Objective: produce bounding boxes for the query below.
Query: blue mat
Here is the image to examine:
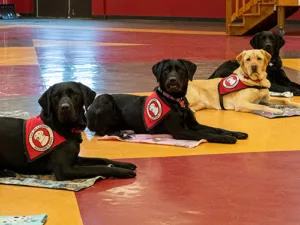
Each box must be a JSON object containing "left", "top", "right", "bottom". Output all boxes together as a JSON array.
[
  {"left": 252, "top": 105, "right": 300, "bottom": 118},
  {"left": 0, "top": 174, "right": 104, "bottom": 191},
  {"left": 0, "top": 214, "right": 47, "bottom": 225}
]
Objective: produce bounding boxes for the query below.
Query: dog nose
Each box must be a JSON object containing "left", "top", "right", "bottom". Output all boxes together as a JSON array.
[
  {"left": 61, "top": 103, "right": 70, "bottom": 111},
  {"left": 169, "top": 77, "right": 177, "bottom": 83},
  {"left": 265, "top": 43, "right": 272, "bottom": 49},
  {"left": 251, "top": 65, "right": 258, "bottom": 71}
]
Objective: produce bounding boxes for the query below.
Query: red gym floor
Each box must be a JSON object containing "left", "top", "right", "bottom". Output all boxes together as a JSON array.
[{"left": 0, "top": 19, "right": 300, "bottom": 225}]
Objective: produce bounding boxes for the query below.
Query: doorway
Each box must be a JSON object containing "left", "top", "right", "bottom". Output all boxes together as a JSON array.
[
  {"left": 36, "top": 0, "right": 91, "bottom": 18},
  {"left": 70, "top": 0, "right": 91, "bottom": 18},
  {"left": 37, "top": 0, "right": 68, "bottom": 18}
]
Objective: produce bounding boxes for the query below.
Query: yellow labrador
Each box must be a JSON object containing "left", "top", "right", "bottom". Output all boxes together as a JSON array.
[{"left": 186, "top": 49, "right": 300, "bottom": 114}]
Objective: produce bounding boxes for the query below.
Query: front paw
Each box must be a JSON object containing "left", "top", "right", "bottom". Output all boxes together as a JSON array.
[
  {"left": 273, "top": 109, "right": 283, "bottom": 114},
  {"left": 208, "top": 135, "right": 237, "bottom": 144},
  {"left": 115, "top": 162, "right": 137, "bottom": 170},
  {"left": 0, "top": 170, "right": 17, "bottom": 177},
  {"left": 221, "top": 136, "right": 237, "bottom": 144},
  {"left": 293, "top": 89, "right": 300, "bottom": 96},
  {"left": 232, "top": 132, "right": 248, "bottom": 140},
  {"left": 114, "top": 168, "right": 136, "bottom": 179}
]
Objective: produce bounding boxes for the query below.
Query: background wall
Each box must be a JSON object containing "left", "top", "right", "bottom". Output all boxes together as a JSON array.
[
  {"left": 102, "top": 0, "right": 226, "bottom": 18},
  {"left": 92, "top": 0, "right": 300, "bottom": 20},
  {"left": 1, "top": 0, "right": 299, "bottom": 20},
  {"left": 1, "top": 0, "right": 33, "bottom": 14},
  {"left": 92, "top": 0, "right": 105, "bottom": 15}
]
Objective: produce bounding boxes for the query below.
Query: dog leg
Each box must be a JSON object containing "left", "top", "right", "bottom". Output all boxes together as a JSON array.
[
  {"left": 53, "top": 165, "right": 136, "bottom": 181},
  {"left": 165, "top": 112, "right": 238, "bottom": 144},
  {"left": 268, "top": 96, "right": 300, "bottom": 108},
  {"left": 172, "top": 129, "right": 238, "bottom": 144},
  {"left": 76, "top": 157, "right": 137, "bottom": 170},
  {"left": 237, "top": 102, "right": 283, "bottom": 114},
  {"left": 0, "top": 169, "right": 17, "bottom": 177},
  {"left": 50, "top": 143, "right": 136, "bottom": 181},
  {"left": 290, "top": 81, "right": 300, "bottom": 90},
  {"left": 185, "top": 109, "right": 248, "bottom": 140}
]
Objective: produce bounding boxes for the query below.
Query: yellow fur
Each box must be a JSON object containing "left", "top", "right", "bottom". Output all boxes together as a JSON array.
[{"left": 186, "top": 50, "right": 300, "bottom": 114}]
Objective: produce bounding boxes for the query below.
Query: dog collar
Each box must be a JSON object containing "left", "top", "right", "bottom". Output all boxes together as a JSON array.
[
  {"left": 72, "top": 128, "right": 81, "bottom": 133},
  {"left": 157, "top": 87, "right": 186, "bottom": 108},
  {"left": 243, "top": 75, "right": 262, "bottom": 83}
]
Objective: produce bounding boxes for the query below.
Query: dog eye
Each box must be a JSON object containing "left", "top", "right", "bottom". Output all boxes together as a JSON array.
[
  {"left": 164, "top": 69, "right": 170, "bottom": 74},
  {"left": 177, "top": 68, "right": 183, "bottom": 73},
  {"left": 53, "top": 93, "right": 61, "bottom": 99},
  {"left": 257, "top": 57, "right": 262, "bottom": 60},
  {"left": 246, "top": 58, "right": 251, "bottom": 61}
]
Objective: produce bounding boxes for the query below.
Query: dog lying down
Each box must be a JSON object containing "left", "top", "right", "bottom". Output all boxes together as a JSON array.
[
  {"left": 86, "top": 59, "right": 248, "bottom": 145},
  {"left": 186, "top": 50, "right": 300, "bottom": 114},
  {"left": 209, "top": 31, "right": 300, "bottom": 96},
  {"left": 0, "top": 82, "right": 136, "bottom": 180}
]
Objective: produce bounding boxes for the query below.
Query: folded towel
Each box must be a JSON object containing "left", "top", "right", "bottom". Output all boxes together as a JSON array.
[{"left": 98, "top": 130, "right": 207, "bottom": 148}]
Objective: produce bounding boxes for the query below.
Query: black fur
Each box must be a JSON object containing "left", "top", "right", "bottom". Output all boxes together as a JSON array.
[
  {"left": 208, "top": 31, "right": 300, "bottom": 96},
  {"left": 86, "top": 59, "right": 248, "bottom": 144},
  {"left": 0, "top": 81, "right": 137, "bottom": 180}
]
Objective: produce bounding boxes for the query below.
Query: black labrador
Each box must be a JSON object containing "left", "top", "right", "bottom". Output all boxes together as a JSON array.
[
  {"left": 208, "top": 31, "right": 300, "bottom": 96},
  {"left": 0, "top": 81, "right": 136, "bottom": 180},
  {"left": 86, "top": 59, "right": 248, "bottom": 144}
]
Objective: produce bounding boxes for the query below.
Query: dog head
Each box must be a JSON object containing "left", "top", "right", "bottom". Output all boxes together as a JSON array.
[
  {"left": 86, "top": 94, "right": 121, "bottom": 136},
  {"left": 236, "top": 49, "right": 271, "bottom": 81},
  {"left": 38, "top": 81, "right": 96, "bottom": 130},
  {"left": 250, "top": 31, "right": 285, "bottom": 57},
  {"left": 152, "top": 59, "right": 197, "bottom": 98}
]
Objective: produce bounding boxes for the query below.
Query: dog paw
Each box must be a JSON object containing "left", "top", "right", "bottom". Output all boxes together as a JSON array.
[
  {"left": 292, "top": 90, "right": 300, "bottom": 96},
  {"left": 208, "top": 135, "right": 237, "bottom": 144},
  {"left": 0, "top": 170, "right": 17, "bottom": 177},
  {"left": 222, "top": 136, "right": 237, "bottom": 144},
  {"left": 232, "top": 132, "right": 248, "bottom": 140},
  {"left": 115, "top": 168, "right": 136, "bottom": 179},
  {"left": 273, "top": 109, "right": 283, "bottom": 114},
  {"left": 116, "top": 162, "right": 137, "bottom": 170}
]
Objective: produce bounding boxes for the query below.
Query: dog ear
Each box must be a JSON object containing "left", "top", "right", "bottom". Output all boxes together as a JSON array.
[
  {"left": 250, "top": 32, "right": 260, "bottom": 48},
  {"left": 179, "top": 59, "right": 197, "bottom": 81},
  {"left": 236, "top": 50, "right": 246, "bottom": 65},
  {"left": 38, "top": 86, "right": 53, "bottom": 116},
  {"left": 152, "top": 59, "right": 168, "bottom": 82},
  {"left": 274, "top": 33, "right": 285, "bottom": 51},
  {"left": 78, "top": 82, "right": 96, "bottom": 110},
  {"left": 260, "top": 49, "right": 272, "bottom": 64}
]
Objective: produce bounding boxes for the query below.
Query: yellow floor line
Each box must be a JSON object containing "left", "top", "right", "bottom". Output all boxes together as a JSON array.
[
  {"left": 3, "top": 24, "right": 226, "bottom": 35},
  {"left": 32, "top": 39, "right": 146, "bottom": 47}
]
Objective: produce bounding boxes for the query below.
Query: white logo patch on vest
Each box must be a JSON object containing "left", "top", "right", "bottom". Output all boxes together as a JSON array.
[
  {"left": 29, "top": 124, "right": 54, "bottom": 152},
  {"left": 146, "top": 98, "right": 162, "bottom": 120},
  {"left": 223, "top": 74, "right": 239, "bottom": 89}
]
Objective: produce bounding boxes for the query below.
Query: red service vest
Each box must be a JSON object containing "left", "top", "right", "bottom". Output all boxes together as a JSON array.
[
  {"left": 24, "top": 116, "right": 67, "bottom": 162},
  {"left": 143, "top": 92, "right": 171, "bottom": 131},
  {"left": 218, "top": 74, "right": 267, "bottom": 109},
  {"left": 218, "top": 74, "right": 248, "bottom": 95}
]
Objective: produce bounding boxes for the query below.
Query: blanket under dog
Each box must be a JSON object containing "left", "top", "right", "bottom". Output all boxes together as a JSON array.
[
  {"left": 0, "top": 214, "right": 47, "bottom": 225},
  {"left": 252, "top": 104, "right": 300, "bottom": 118},
  {"left": 97, "top": 130, "right": 207, "bottom": 148},
  {"left": 0, "top": 174, "right": 104, "bottom": 191}
]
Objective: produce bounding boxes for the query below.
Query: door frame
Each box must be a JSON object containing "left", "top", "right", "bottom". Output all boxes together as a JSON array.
[
  {"left": 70, "top": 0, "right": 92, "bottom": 18},
  {"left": 34, "top": 0, "right": 92, "bottom": 18}
]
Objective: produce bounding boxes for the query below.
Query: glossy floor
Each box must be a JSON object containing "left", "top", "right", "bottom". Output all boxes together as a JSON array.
[{"left": 0, "top": 19, "right": 300, "bottom": 225}]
